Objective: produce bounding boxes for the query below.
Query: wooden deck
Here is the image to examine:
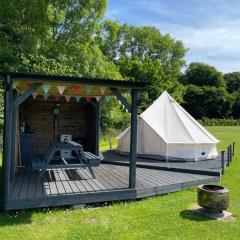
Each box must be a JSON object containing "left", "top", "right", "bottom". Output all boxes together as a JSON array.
[
  {"left": 101, "top": 150, "right": 226, "bottom": 173},
  {"left": 6, "top": 163, "right": 220, "bottom": 210}
]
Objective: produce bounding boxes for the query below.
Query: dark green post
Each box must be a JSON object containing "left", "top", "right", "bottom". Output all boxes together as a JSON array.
[
  {"left": 227, "top": 146, "right": 230, "bottom": 166},
  {"left": 230, "top": 145, "right": 232, "bottom": 163},
  {"left": 232, "top": 142, "right": 235, "bottom": 157},
  {"left": 95, "top": 101, "right": 100, "bottom": 156},
  {"left": 129, "top": 89, "right": 138, "bottom": 189},
  {"left": 2, "top": 75, "right": 12, "bottom": 210},
  {"left": 221, "top": 151, "right": 225, "bottom": 175},
  {"left": 10, "top": 91, "right": 17, "bottom": 177}
]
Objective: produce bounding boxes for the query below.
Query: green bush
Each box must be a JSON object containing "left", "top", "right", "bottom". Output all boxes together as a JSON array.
[{"left": 198, "top": 118, "right": 240, "bottom": 126}]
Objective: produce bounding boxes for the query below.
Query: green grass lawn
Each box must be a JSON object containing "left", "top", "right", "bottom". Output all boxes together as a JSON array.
[{"left": 0, "top": 126, "right": 239, "bottom": 240}]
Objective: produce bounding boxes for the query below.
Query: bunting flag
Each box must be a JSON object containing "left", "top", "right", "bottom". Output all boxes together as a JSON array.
[
  {"left": 43, "top": 94, "right": 48, "bottom": 101},
  {"left": 42, "top": 84, "right": 51, "bottom": 95},
  {"left": 127, "top": 89, "right": 132, "bottom": 95},
  {"left": 27, "top": 83, "right": 33, "bottom": 89},
  {"left": 16, "top": 88, "right": 22, "bottom": 95},
  {"left": 85, "top": 97, "right": 92, "bottom": 103},
  {"left": 71, "top": 85, "right": 80, "bottom": 94},
  {"left": 85, "top": 86, "right": 92, "bottom": 94},
  {"left": 95, "top": 96, "right": 101, "bottom": 102},
  {"left": 57, "top": 86, "right": 66, "bottom": 95},
  {"left": 32, "top": 92, "right": 38, "bottom": 100},
  {"left": 12, "top": 81, "right": 19, "bottom": 89},
  {"left": 99, "top": 86, "right": 106, "bottom": 95},
  {"left": 75, "top": 96, "right": 81, "bottom": 102},
  {"left": 54, "top": 95, "right": 60, "bottom": 102},
  {"left": 105, "top": 96, "right": 111, "bottom": 102},
  {"left": 65, "top": 95, "right": 71, "bottom": 102}
]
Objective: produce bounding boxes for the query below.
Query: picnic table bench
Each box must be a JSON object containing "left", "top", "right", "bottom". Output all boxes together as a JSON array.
[{"left": 32, "top": 141, "right": 100, "bottom": 178}]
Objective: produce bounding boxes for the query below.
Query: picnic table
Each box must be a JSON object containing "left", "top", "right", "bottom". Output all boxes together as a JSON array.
[{"left": 32, "top": 141, "right": 100, "bottom": 178}]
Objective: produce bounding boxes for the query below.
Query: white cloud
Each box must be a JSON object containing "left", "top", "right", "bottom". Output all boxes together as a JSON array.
[
  {"left": 106, "top": 0, "right": 240, "bottom": 72},
  {"left": 154, "top": 19, "right": 240, "bottom": 72}
]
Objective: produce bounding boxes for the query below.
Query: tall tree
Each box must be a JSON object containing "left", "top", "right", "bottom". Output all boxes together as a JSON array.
[
  {"left": 100, "top": 22, "right": 187, "bottom": 111},
  {"left": 224, "top": 72, "right": 240, "bottom": 93},
  {"left": 181, "top": 62, "right": 225, "bottom": 87},
  {"left": 182, "top": 62, "right": 233, "bottom": 119}
]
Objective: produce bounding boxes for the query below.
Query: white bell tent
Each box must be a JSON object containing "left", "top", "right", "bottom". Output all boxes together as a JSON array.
[{"left": 117, "top": 91, "right": 219, "bottom": 161}]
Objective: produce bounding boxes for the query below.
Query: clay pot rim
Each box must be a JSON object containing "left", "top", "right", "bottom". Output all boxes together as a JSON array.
[{"left": 198, "top": 184, "right": 229, "bottom": 193}]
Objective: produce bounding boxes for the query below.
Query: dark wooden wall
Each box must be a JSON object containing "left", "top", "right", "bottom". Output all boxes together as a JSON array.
[{"left": 20, "top": 97, "right": 97, "bottom": 155}]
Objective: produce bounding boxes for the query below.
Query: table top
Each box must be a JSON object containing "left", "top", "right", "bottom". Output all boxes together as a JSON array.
[{"left": 53, "top": 141, "right": 83, "bottom": 150}]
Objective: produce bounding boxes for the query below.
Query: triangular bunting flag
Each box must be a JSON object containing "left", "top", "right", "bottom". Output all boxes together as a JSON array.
[
  {"left": 127, "top": 89, "right": 132, "bottom": 95},
  {"left": 57, "top": 86, "right": 66, "bottom": 95},
  {"left": 85, "top": 97, "right": 92, "bottom": 103},
  {"left": 105, "top": 96, "right": 111, "bottom": 102},
  {"left": 27, "top": 83, "right": 33, "bottom": 89},
  {"left": 16, "top": 88, "right": 22, "bottom": 95},
  {"left": 13, "top": 81, "right": 19, "bottom": 89},
  {"left": 85, "top": 86, "right": 92, "bottom": 94},
  {"left": 32, "top": 92, "right": 38, "bottom": 100},
  {"left": 99, "top": 86, "right": 106, "bottom": 95},
  {"left": 43, "top": 94, "right": 48, "bottom": 101},
  {"left": 71, "top": 85, "right": 80, "bottom": 94},
  {"left": 95, "top": 96, "right": 101, "bottom": 102},
  {"left": 65, "top": 95, "right": 71, "bottom": 102},
  {"left": 75, "top": 96, "right": 81, "bottom": 102},
  {"left": 42, "top": 84, "right": 51, "bottom": 95}
]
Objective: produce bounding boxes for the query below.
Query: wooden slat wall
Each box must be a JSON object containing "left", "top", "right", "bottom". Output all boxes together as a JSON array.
[{"left": 21, "top": 97, "right": 96, "bottom": 155}]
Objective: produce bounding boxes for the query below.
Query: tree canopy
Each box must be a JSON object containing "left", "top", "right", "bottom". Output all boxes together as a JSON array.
[
  {"left": 224, "top": 72, "right": 240, "bottom": 93},
  {"left": 181, "top": 62, "right": 225, "bottom": 88},
  {"left": 0, "top": 1, "right": 239, "bottom": 134}
]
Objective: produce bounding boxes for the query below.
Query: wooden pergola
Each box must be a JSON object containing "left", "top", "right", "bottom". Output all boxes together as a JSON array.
[{"left": 0, "top": 72, "right": 147, "bottom": 210}]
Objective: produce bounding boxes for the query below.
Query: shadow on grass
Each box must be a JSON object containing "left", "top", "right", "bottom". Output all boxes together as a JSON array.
[
  {"left": 179, "top": 210, "right": 214, "bottom": 222},
  {"left": 0, "top": 210, "right": 33, "bottom": 226}
]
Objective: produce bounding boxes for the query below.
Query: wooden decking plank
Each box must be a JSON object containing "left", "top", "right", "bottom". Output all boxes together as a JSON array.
[
  {"left": 90, "top": 168, "right": 117, "bottom": 191},
  {"left": 96, "top": 165, "right": 126, "bottom": 189},
  {"left": 10, "top": 173, "right": 25, "bottom": 199},
  {"left": 99, "top": 165, "right": 128, "bottom": 188},
  {"left": 135, "top": 168, "right": 165, "bottom": 187},
  {"left": 42, "top": 172, "right": 51, "bottom": 196},
  {"left": 52, "top": 170, "right": 67, "bottom": 195},
  {"left": 9, "top": 177, "right": 17, "bottom": 197},
  {"left": 56, "top": 169, "right": 74, "bottom": 194},
  {"left": 64, "top": 169, "right": 88, "bottom": 193},
  {"left": 80, "top": 168, "right": 106, "bottom": 191},
  {"left": 90, "top": 166, "right": 120, "bottom": 190},
  {"left": 19, "top": 173, "right": 32, "bottom": 199},
  {"left": 143, "top": 168, "right": 200, "bottom": 185},
  {"left": 138, "top": 168, "right": 178, "bottom": 185},
  {"left": 35, "top": 175, "right": 44, "bottom": 198},
  {"left": 47, "top": 170, "right": 59, "bottom": 195},
  {"left": 109, "top": 164, "right": 151, "bottom": 189},
  {"left": 100, "top": 165, "right": 129, "bottom": 187},
  {"left": 61, "top": 169, "right": 80, "bottom": 193},
  {"left": 138, "top": 167, "right": 204, "bottom": 185},
  {"left": 76, "top": 169, "right": 99, "bottom": 192},
  {"left": 154, "top": 170, "right": 204, "bottom": 183},
  {"left": 27, "top": 172, "right": 36, "bottom": 198}
]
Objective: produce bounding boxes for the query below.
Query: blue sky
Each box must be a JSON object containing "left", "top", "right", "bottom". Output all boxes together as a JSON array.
[{"left": 105, "top": 0, "right": 240, "bottom": 73}]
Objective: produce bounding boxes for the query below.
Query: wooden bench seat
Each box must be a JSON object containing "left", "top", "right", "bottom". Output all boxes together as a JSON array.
[{"left": 85, "top": 152, "right": 101, "bottom": 166}]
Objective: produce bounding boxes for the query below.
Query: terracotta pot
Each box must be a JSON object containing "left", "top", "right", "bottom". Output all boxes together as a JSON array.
[{"left": 197, "top": 184, "right": 229, "bottom": 213}]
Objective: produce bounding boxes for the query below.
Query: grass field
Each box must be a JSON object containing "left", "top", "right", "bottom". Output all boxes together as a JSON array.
[{"left": 0, "top": 126, "right": 239, "bottom": 240}]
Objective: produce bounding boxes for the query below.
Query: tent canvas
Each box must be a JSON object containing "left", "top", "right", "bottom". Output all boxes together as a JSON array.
[{"left": 117, "top": 91, "right": 219, "bottom": 161}]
